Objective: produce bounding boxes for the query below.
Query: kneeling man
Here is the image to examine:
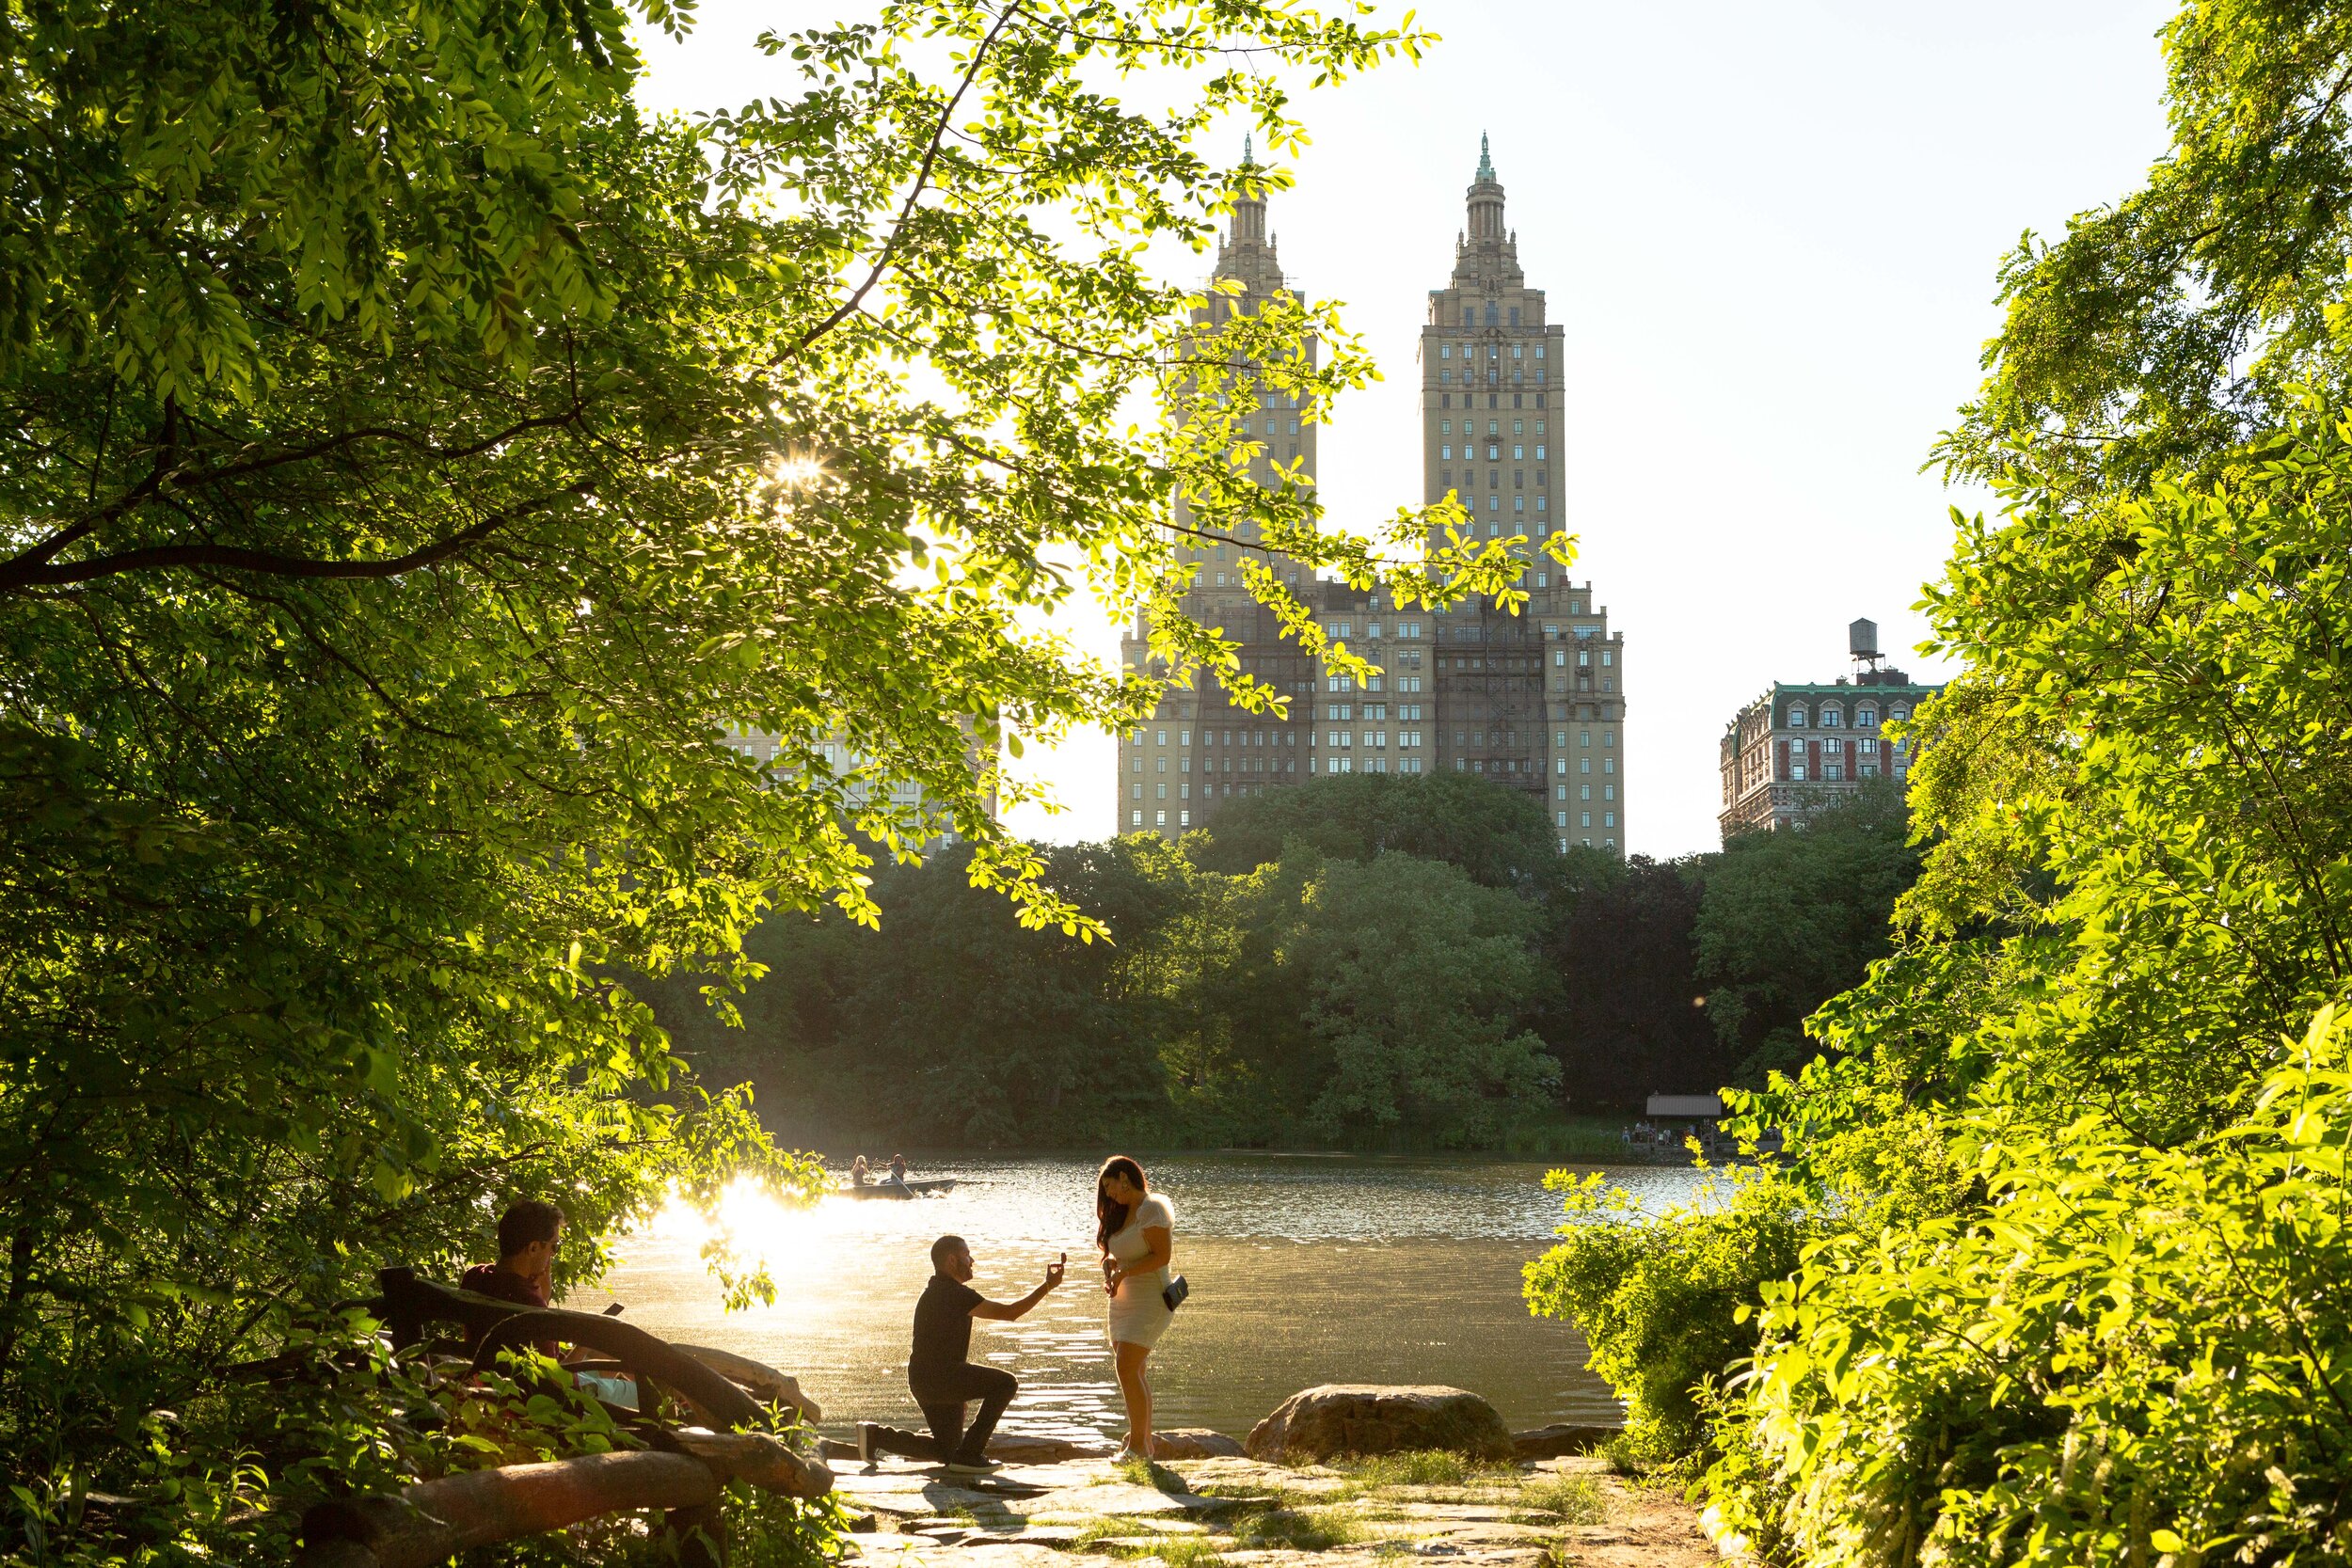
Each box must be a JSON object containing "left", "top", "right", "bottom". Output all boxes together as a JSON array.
[{"left": 860, "top": 1234, "right": 1063, "bottom": 1474}]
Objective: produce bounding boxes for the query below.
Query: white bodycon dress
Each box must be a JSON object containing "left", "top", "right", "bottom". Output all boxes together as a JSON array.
[{"left": 1104, "top": 1193, "right": 1176, "bottom": 1350}]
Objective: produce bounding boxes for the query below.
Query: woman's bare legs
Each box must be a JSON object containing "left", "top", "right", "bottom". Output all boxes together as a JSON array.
[{"left": 1113, "top": 1339, "right": 1154, "bottom": 1458}]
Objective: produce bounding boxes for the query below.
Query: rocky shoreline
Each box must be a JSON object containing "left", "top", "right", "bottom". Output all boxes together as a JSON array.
[
  {"left": 833, "top": 1449, "right": 1716, "bottom": 1568},
  {"left": 821, "top": 1386, "right": 1716, "bottom": 1568}
]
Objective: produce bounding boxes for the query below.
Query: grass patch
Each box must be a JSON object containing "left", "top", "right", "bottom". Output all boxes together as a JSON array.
[
  {"left": 1341, "top": 1450, "right": 1470, "bottom": 1489},
  {"left": 1064, "top": 1519, "right": 1223, "bottom": 1567},
  {"left": 1232, "top": 1508, "right": 1362, "bottom": 1551},
  {"left": 1333, "top": 1450, "right": 1520, "bottom": 1491},
  {"left": 1152, "top": 1537, "right": 1226, "bottom": 1568},
  {"left": 1514, "top": 1472, "right": 1605, "bottom": 1525},
  {"left": 1108, "top": 1452, "right": 1190, "bottom": 1493}
]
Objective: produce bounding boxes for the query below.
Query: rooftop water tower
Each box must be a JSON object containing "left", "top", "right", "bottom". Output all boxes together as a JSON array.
[{"left": 1850, "top": 617, "right": 1883, "bottom": 674}]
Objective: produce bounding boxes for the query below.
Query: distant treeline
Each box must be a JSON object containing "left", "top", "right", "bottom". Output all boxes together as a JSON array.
[{"left": 653, "top": 773, "right": 1921, "bottom": 1151}]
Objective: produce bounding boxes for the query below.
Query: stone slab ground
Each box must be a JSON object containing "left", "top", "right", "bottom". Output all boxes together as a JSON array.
[{"left": 831, "top": 1450, "right": 1721, "bottom": 1568}]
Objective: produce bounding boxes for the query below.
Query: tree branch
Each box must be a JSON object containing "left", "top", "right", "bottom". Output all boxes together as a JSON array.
[
  {"left": 785, "top": 3, "right": 1024, "bottom": 360},
  {"left": 0, "top": 486, "right": 591, "bottom": 594}
]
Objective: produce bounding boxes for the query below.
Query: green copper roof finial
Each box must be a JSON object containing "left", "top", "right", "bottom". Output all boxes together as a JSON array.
[{"left": 1477, "top": 132, "right": 1494, "bottom": 182}]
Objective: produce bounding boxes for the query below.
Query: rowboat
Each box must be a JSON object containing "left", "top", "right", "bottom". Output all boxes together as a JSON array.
[{"left": 839, "top": 1178, "right": 961, "bottom": 1200}]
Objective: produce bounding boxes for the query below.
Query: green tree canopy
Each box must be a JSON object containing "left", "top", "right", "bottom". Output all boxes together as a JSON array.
[
  {"left": 1294, "top": 853, "right": 1558, "bottom": 1147},
  {"left": 1189, "top": 769, "right": 1561, "bottom": 888},
  {"left": 0, "top": 0, "right": 1491, "bottom": 1529},
  {"left": 1533, "top": 8, "right": 2352, "bottom": 1559},
  {"left": 1694, "top": 782, "right": 1922, "bottom": 1084}
]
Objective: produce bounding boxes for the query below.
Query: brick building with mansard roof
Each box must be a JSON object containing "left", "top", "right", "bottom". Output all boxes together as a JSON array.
[{"left": 1717, "top": 619, "right": 1942, "bottom": 840}]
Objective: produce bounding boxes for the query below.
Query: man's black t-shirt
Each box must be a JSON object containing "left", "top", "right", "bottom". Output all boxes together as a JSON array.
[{"left": 910, "top": 1274, "right": 983, "bottom": 1378}]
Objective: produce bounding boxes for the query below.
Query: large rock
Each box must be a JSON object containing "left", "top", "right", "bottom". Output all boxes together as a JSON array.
[
  {"left": 1245, "top": 1385, "right": 1514, "bottom": 1463},
  {"left": 1152, "top": 1429, "right": 1246, "bottom": 1460},
  {"left": 1510, "top": 1423, "right": 1621, "bottom": 1459}
]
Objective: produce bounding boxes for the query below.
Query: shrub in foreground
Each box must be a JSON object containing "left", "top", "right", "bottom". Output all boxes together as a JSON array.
[
  {"left": 1523, "top": 1166, "right": 1818, "bottom": 1471},
  {"left": 1710, "top": 1007, "right": 2352, "bottom": 1568}
]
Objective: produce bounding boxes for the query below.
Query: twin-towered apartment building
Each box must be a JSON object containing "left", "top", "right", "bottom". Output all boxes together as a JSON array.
[{"left": 1118, "top": 138, "right": 1630, "bottom": 855}]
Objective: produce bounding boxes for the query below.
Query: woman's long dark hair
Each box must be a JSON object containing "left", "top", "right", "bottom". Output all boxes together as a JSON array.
[{"left": 1095, "top": 1156, "right": 1149, "bottom": 1251}]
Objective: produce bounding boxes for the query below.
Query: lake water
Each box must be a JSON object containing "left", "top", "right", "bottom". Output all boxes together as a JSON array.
[{"left": 578, "top": 1154, "right": 1699, "bottom": 1446}]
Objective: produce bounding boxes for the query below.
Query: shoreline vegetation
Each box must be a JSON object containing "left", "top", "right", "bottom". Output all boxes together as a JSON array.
[{"left": 651, "top": 773, "right": 1919, "bottom": 1156}]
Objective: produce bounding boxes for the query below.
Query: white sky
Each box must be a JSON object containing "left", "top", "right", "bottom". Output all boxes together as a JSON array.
[{"left": 639, "top": 0, "right": 2176, "bottom": 859}]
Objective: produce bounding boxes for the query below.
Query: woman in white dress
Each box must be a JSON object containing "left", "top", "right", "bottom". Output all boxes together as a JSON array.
[{"left": 1095, "top": 1155, "right": 1174, "bottom": 1459}]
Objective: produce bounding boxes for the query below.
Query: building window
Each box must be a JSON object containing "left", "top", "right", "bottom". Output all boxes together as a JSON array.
[
  {"left": 1857, "top": 705, "right": 1878, "bottom": 726},
  {"left": 1788, "top": 705, "right": 1807, "bottom": 726},
  {"left": 1891, "top": 705, "right": 1910, "bottom": 722},
  {"left": 1821, "top": 706, "right": 1842, "bottom": 727},
  {"left": 1581, "top": 812, "right": 1592, "bottom": 828},
  {"left": 1131, "top": 810, "right": 1142, "bottom": 826},
  {"left": 1181, "top": 811, "right": 1189, "bottom": 826},
  {"left": 1792, "top": 763, "right": 1807, "bottom": 781},
  {"left": 1155, "top": 810, "right": 1166, "bottom": 827},
  {"left": 1825, "top": 764, "right": 1843, "bottom": 781},
  {"left": 1860, "top": 736, "right": 1878, "bottom": 756}
]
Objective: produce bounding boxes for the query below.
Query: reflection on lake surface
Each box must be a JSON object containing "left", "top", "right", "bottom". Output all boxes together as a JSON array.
[{"left": 577, "top": 1154, "right": 1701, "bottom": 1445}]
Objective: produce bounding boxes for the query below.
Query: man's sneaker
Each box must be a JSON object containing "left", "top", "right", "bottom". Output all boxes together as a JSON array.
[
  {"left": 943, "top": 1456, "right": 1002, "bottom": 1477},
  {"left": 856, "top": 1422, "right": 879, "bottom": 1467}
]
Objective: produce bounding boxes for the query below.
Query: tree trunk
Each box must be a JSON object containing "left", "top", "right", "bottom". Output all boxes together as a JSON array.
[
  {"left": 668, "top": 1343, "right": 822, "bottom": 1422},
  {"left": 377, "top": 1267, "right": 762, "bottom": 1430},
  {"left": 299, "top": 1450, "right": 720, "bottom": 1568}
]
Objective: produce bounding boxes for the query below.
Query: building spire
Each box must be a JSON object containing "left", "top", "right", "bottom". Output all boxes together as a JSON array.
[
  {"left": 1465, "top": 134, "right": 1504, "bottom": 243},
  {"left": 1228, "top": 136, "right": 1269, "bottom": 249}
]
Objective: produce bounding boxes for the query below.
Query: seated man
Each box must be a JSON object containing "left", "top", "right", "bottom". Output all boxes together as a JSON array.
[
  {"left": 461, "top": 1199, "right": 636, "bottom": 1408},
  {"left": 859, "top": 1234, "right": 1063, "bottom": 1475},
  {"left": 462, "top": 1198, "right": 565, "bottom": 1312}
]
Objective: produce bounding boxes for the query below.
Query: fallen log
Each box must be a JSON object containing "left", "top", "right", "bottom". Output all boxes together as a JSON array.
[
  {"left": 376, "top": 1267, "right": 760, "bottom": 1431},
  {"left": 659, "top": 1427, "right": 834, "bottom": 1499},
  {"left": 294, "top": 1433, "right": 831, "bottom": 1567},
  {"left": 671, "top": 1343, "right": 822, "bottom": 1422},
  {"left": 298, "top": 1450, "right": 719, "bottom": 1568}
]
